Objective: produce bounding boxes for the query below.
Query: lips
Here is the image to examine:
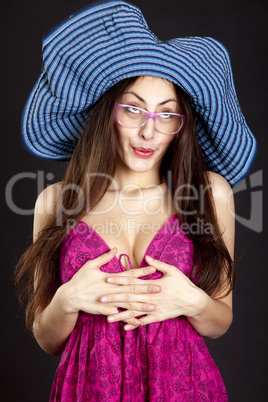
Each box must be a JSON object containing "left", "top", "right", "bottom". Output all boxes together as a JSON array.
[{"left": 132, "top": 147, "right": 155, "bottom": 158}]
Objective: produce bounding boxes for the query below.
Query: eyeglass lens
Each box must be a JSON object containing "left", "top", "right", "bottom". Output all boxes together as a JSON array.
[{"left": 118, "top": 106, "right": 183, "bottom": 134}]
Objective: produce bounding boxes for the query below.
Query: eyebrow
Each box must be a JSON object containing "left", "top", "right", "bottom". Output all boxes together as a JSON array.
[{"left": 124, "top": 91, "right": 179, "bottom": 105}]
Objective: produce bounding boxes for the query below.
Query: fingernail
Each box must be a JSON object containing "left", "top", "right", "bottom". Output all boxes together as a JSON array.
[
  {"left": 148, "top": 305, "right": 155, "bottom": 310},
  {"left": 146, "top": 255, "right": 153, "bottom": 262},
  {"left": 108, "top": 316, "right": 115, "bottom": 322},
  {"left": 107, "top": 277, "right": 114, "bottom": 283},
  {"left": 109, "top": 248, "right": 116, "bottom": 254},
  {"left": 100, "top": 296, "right": 108, "bottom": 302},
  {"left": 153, "top": 286, "right": 160, "bottom": 292}
]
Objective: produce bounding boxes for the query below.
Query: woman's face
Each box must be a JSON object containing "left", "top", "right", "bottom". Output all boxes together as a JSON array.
[{"left": 114, "top": 76, "right": 182, "bottom": 174}]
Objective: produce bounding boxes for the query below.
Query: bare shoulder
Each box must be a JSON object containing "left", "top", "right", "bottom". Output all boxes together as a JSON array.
[
  {"left": 35, "top": 182, "right": 63, "bottom": 213},
  {"left": 33, "top": 182, "right": 63, "bottom": 241},
  {"left": 207, "top": 172, "right": 235, "bottom": 251},
  {"left": 207, "top": 171, "right": 233, "bottom": 202}
]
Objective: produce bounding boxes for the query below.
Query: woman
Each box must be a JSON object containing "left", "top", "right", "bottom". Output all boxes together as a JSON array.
[{"left": 16, "top": 1, "right": 256, "bottom": 401}]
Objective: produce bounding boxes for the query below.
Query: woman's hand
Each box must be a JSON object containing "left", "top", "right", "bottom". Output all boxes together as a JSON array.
[
  {"left": 60, "top": 249, "right": 159, "bottom": 320},
  {"left": 33, "top": 250, "right": 160, "bottom": 355},
  {"left": 102, "top": 255, "right": 204, "bottom": 330}
]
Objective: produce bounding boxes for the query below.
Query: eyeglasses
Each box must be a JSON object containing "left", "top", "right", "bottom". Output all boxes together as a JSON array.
[{"left": 115, "top": 103, "right": 186, "bottom": 135}]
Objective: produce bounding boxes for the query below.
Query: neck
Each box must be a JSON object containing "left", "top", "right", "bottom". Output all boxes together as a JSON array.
[{"left": 111, "top": 159, "right": 162, "bottom": 192}]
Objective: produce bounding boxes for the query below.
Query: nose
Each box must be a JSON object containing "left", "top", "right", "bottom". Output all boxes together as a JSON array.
[{"left": 139, "top": 117, "right": 155, "bottom": 140}]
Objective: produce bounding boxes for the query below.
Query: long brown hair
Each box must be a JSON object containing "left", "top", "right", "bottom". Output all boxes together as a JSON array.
[{"left": 15, "top": 76, "right": 234, "bottom": 330}]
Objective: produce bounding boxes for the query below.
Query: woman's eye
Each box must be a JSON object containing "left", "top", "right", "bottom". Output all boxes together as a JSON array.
[
  {"left": 159, "top": 113, "right": 173, "bottom": 119},
  {"left": 126, "top": 107, "right": 141, "bottom": 114}
]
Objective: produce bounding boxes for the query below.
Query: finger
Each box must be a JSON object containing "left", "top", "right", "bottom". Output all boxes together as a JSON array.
[
  {"left": 107, "top": 265, "right": 156, "bottom": 279},
  {"left": 106, "top": 279, "right": 162, "bottom": 293},
  {"left": 101, "top": 306, "right": 120, "bottom": 316},
  {"left": 137, "top": 314, "right": 158, "bottom": 326},
  {"left": 107, "top": 303, "right": 156, "bottom": 322},
  {"left": 107, "top": 309, "right": 145, "bottom": 324},
  {"left": 106, "top": 276, "right": 160, "bottom": 287},
  {"left": 100, "top": 285, "right": 160, "bottom": 303},
  {"left": 86, "top": 248, "right": 117, "bottom": 269},
  {"left": 124, "top": 323, "right": 139, "bottom": 331},
  {"left": 82, "top": 304, "right": 118, "bottom": 316},
  {"left": 124, "top": 317, "right": 148, "bottom": 331},
  {"left": 145, "top": 256, "right": 174, "bottom": 274},
  {"left": 100, "top": 292, "right": 155, "bottom": 307}
]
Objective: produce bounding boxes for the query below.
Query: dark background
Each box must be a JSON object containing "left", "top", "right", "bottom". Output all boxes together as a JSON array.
[{"left": 2, "top": 0, "right": 267, "bottom": 401}]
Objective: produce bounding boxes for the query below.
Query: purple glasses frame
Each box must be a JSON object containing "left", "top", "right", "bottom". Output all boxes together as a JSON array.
[{"left": 115, "top": 103, "right": 186, "bottom": 134}]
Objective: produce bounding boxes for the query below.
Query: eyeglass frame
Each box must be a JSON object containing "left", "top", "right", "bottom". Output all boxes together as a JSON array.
[{"left": 114, "top": 103, "right": 186, "bottom": 135}]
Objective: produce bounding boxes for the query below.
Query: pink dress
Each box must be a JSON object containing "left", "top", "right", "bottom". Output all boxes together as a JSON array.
[{"left": 50, "top": 214, "right": 228, "bottom": 401}]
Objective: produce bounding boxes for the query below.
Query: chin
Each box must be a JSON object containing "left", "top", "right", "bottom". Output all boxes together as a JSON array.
[
  {"left": 128, "top": 156, "right": 157, "bottom": 171},
  {"left": 118, "top": 151, "right": 160, "bottom": 173}
]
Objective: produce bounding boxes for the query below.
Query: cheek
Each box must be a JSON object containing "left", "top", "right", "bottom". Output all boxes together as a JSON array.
[
  {"left": 114, "top": 124, "right": 125, "bottom": 150},
  {"left": 115, "top": 122, "right": 129, "bottom": 143},
  {"left": 114, "top": 124, "right": 133, "bottom": 158},
  {"left": 161, "top": 135, "right": 175, "bottom": 151}
]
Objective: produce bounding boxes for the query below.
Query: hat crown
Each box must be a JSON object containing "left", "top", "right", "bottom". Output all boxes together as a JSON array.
[
  {"left": 43, "top": 1, "right": 153, "bottom": 105},
  {"left": 22, "top": 0, "right": 256, "bottom": 185}
]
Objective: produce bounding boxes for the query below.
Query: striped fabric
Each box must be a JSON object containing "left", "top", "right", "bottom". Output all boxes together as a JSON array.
[{"left": 22, "top": 0, "right": 256, "bottom": 185}]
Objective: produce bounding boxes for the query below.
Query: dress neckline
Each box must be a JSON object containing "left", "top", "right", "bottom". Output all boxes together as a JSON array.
[{"left": 78, "top": 214, "right": 177, "bottom": 268}]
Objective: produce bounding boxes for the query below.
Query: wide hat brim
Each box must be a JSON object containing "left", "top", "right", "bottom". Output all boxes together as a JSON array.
[{"left": 22, "top": 0, "right": 256, "bottom": 185}]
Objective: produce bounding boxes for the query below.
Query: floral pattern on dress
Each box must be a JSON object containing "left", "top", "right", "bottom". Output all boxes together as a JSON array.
[{"left": 50, "top": 215, "right": 228, "bottom": 401}]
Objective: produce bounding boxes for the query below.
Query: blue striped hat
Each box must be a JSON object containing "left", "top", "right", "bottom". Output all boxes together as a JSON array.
[{"left": 22, "top": 0, "right": 256, "bottom": 185}]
